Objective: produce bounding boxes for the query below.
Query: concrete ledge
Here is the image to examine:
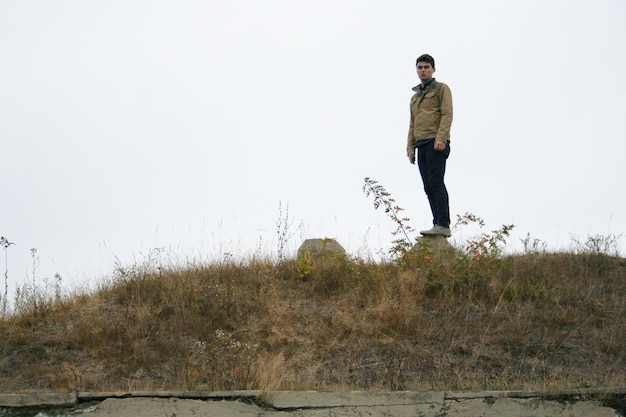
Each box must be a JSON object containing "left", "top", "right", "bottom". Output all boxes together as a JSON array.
[
  {"left": 445, "top": 386, "right": 626, "bottom": 400},
  {"left": 271, "top": 391, "right": 445, "bottom": 409},
  {"left": 0, "top": 393, "right": 77, "bottom": 407},
  {"left": 77, "top": 390, "right": 261, "bottom": 402},
  {"left": 0, "top": 387, "right": 623, "bottom": 410}
]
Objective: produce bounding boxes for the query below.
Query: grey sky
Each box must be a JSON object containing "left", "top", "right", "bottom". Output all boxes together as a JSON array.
[{"left": 1, "top": 0, "right": 625, "bottom": 301}]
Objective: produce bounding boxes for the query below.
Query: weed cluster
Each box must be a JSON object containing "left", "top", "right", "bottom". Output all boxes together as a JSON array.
[
  {"left": 1, "top": 236, "right": 15, "bottom": 317},
  {"left": 0, "top": 246, "right": 623, "bottom": 393}
]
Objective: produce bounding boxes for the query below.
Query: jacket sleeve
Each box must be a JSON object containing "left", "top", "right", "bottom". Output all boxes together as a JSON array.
[
  {"left": 435, "top": 84, "right": 453, "bottom": 143},
  {"left": 406, "top": 97, "right": 416, "bottom": 155}
]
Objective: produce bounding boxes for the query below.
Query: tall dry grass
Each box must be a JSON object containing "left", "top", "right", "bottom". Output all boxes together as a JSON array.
[{"left": 0, "top": 247, "right": 624, "bottom": 393}]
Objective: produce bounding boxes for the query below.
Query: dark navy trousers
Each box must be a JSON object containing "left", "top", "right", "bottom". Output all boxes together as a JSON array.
[{"left": 417, "top": 139, "right": 450, "bottom": 228}]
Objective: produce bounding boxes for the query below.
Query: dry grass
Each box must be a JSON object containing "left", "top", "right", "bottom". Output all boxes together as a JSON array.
[{"left": 0, "top": 250, "right": 624, "bottom": 393}]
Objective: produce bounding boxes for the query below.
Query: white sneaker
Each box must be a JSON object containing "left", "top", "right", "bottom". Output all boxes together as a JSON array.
[{"left": 420, "top": 225, "right": 451, "bottom": 237}]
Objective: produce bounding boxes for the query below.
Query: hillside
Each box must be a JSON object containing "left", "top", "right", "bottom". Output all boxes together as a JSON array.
[{"left": 0, "top": 250, "right": 624, "bottom": 393}]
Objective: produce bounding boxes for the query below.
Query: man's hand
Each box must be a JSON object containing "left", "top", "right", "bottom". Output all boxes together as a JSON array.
[
  {"left": 434, "top": 141, "right": 446, "bottom": 151},
  {"left": 408, "top": 152, "right": 416, "bottom": 164}
]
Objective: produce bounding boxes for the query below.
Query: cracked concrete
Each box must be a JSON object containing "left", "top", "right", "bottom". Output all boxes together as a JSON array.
[{"left": 0, "top": 388, "right": 623, "bottom": 417}]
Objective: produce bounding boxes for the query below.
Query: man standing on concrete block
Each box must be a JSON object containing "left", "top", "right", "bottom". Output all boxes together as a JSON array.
[{"left": 407, "top": 53, "right": 454, "bottom": 237}]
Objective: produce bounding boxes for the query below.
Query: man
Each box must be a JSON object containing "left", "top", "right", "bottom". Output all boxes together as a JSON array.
[{"left": 407, "top": 54, "right": 453, "bottom": 237}]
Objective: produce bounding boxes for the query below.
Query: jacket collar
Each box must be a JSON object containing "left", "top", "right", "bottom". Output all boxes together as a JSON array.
[{"left": 412, "top": 78, "right": 437, "bottom": 94}]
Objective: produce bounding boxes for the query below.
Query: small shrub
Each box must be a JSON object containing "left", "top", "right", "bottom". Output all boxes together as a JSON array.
[
  {"left": 296, "top": 250, "right": 313, "bottom": 279},
  {"left": 363, "top": 177, "right": 414, "bottom": 259}
]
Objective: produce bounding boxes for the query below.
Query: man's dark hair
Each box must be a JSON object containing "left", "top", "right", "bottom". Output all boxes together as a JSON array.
[{"left": 416, "top": 54, "right": 435, "bottom": 68}]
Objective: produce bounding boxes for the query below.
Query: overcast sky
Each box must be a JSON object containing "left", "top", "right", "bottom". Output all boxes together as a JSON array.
[{"left": 1, "top": 0, "right": 625, "bottom": 301}]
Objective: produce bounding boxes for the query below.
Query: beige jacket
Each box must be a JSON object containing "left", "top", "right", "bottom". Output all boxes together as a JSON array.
[{"left": 406, "top": 79, "right": 453, "bottom": 155}]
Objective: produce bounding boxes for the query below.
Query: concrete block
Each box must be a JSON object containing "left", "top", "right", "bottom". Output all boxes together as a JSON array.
[
  {"left": 0, "top": 393, "right": 77, "bottom": 407},
  {"left": 271, "top": 390, "right": 444, "bottom": 409},
  {"left": 297, "top": 238, "right": 346, "bottom": 261}
]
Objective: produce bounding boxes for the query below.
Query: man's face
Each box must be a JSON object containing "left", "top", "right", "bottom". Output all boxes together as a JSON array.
[{"left": 416, "top": 62, "right": 435, "bottom": 83}]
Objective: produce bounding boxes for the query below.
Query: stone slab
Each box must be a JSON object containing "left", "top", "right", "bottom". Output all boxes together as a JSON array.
[
  {"left": 446, "top": 386, "right": 626, "bottom": 400},
  {"left": 86, "top": 398, "right": 263, "bottom": 417},
  {"left": 0, "top": 390, "right": 621, "bottom": 417},
  {"left": 442, "top": 397, "right": 616, "bottom": 417},
  {"left": 77, "top": 390, "right": 260, "bottom": 401},
  {"left": 0, "top": 392, "right": 77, "bottom": 407},
  {"left": 271, "top": 390, "right": 445, "bottom": 409},
  {"left": 84, "top": 395, "right": 616, "bottom": 417}
]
